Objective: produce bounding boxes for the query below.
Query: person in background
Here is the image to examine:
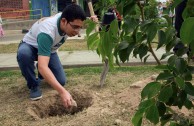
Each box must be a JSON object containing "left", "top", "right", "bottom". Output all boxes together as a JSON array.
[
  {"left": 168, "top": 1, "right": 175, "bottom": 26},
  {"left": 101, "top": 8, "right": 117, "bottom": 31},
  {"left": 173, "top": 0, "right": 188, "bottom": 55},
  {"left": 112, "top": 6, "right": 122, "bottom": 30},
  {"left": 157, "top": 2, "right": 163, "bottom": 17},
  {"left": 0, "top": 15, "right": 4, "bottom": 37},
  {"left": 72, "top": 0, "right": 82, "bottom": 37},
  {"left": 17, "top": 4, "right": 97, "bottom": 108}
]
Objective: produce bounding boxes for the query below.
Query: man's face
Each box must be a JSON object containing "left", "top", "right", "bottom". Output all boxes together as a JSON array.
[{"left": 60, "top": 18, "right": 83, "bottom": 37}]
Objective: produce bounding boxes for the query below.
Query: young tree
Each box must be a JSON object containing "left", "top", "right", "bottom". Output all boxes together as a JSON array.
[{"left": 86, "top": 0, "right": 194, "bottom": 125}]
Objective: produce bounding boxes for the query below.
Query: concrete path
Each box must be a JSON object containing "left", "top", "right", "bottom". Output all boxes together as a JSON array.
[
  {"left": 0, "top": 49, "right": 168, "bottom": 71},
  {"left": 0, "top": 29, "right": 169, "bottom": 71}
]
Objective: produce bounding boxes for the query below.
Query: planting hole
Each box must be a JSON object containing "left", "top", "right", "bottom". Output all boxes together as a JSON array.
[{"left": 27, "top": 89, "right": 93, "bottom": 119}]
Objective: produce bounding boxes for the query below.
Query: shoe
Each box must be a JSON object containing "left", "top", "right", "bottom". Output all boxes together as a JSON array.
[{"left": 30, "top": 86, "right": 42, "bottom": 101}]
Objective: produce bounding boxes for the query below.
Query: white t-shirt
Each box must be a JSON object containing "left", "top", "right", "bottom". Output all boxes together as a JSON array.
[{"left": 23, "top": 13, "right": 68, "bottom": 53}]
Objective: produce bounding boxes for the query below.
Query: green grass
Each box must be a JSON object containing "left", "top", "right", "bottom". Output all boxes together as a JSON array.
[{"left": 0, "top": 66, "right": 160, "bottom": 77}]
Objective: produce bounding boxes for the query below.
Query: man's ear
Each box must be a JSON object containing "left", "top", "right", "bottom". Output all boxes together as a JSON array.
[{"left": 61, "top": 18, "right": 67, "bottom": 24}]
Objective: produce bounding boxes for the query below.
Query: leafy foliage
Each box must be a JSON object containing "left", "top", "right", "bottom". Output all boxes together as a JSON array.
[{"left": 86, "top": 0, "right": 194, "bottom": 125}]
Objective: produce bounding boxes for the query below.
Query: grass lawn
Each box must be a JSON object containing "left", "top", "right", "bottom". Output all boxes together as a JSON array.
[
  {"left": 0, "top": 36, "right": 160, "bottom": 54},
  {"left": 0, "top": 39, "right": 88, "bottom": 54}
]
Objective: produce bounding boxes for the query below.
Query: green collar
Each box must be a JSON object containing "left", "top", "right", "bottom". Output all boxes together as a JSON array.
[{"left": 57, "top": 17, "right": 65, "bottom": 36}]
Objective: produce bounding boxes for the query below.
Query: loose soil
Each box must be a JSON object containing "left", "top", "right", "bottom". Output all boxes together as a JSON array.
[{"left": 0, "top": 69, "right": 193, "bottom": 126}]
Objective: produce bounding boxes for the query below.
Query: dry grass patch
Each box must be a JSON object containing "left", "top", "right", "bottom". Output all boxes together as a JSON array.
[
  {"left": 0, "top": 39, "right": 87, "bottom": 54},
  {"left": 59, "top": 39, "right": 87, "bottom": 51}
]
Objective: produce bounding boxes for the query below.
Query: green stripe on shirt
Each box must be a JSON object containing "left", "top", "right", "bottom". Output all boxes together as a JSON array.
[{"left": 37, "top": 33, "right": 53, "bottom": 56}]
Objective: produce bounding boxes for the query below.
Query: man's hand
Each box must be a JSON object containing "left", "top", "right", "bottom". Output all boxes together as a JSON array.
[
  {"left": 59, "top": 89, "right": 73, "bottom": 108},
  {"left": 90, "top": 15, "right": 98, "bottom": 23}
]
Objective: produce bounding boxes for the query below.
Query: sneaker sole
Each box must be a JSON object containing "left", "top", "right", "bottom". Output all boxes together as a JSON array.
[{"left": 30, "top": 96, "right": 42, "bottom": 101}]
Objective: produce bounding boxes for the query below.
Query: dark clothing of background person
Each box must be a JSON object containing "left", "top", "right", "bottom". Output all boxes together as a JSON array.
[
  {"left": 58, "top": 0, "right": 73, "bottom": 12},
  {"left": 173, "top": 0, "right": 188, "bottom": 55},
  {"left": 101, "top": 9, "right": 117, "bottom": 31},
  {"left": 175, "top": 0, "right": 187, "bottom": 38}
]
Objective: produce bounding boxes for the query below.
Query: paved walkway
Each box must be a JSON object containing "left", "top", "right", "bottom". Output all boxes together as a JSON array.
[{"left": 0, "top": 29, "right": 168, "bottom": 71}]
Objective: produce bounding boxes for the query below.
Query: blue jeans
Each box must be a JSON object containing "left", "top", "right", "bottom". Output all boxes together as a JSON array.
[{"left": 17, "top": 42, "right": 66, "bottom": 89}]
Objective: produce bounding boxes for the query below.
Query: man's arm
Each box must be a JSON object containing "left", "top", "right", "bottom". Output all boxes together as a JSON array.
[
  {"left": 37, "top": 33, "right": 72, "bottom": 108},
  {"left": 38, "top": 55, "right": 72, "bottom": 108}
]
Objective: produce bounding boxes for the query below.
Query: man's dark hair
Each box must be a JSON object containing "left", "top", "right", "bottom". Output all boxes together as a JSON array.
[{"left": 61, "top": 4, "right": 86, "bottom": 22}]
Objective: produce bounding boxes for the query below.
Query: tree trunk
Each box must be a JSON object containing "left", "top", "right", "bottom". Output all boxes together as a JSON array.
[{"left": 100, "top": 58, "right": 109, "bottom": 87}]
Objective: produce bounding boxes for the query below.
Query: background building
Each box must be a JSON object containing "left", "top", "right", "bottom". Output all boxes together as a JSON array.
[{"left": 0, "top": 0, "right": 97, "bottom": 20}]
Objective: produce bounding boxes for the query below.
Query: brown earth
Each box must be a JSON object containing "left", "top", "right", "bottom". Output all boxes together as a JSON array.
[
  {"left": 0, "top": 72, "right": 194, "bottom": 126},
  {"left": 25, "top": 75, "right": 194, "bottom": 125}
]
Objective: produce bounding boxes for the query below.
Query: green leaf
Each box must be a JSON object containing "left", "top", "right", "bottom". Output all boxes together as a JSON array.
[
  {"left": 165, "top": 27, "right": 176, "bottom": 44},
  {"left": 157, "top": 102, "right": 166, "bottom": 116},
  {"left": 87, "top": 32, "right": 99, "bottom": 50},
  {"left": 118, "top": 41, "right": 129, "bottom": 50},
  {"left": 157, "top": 30, "right": 166, "bottom": 50},
  {"left": 141, "top": 82, "right": 161, "bottom": 99},
  {"left": 174, "top": 45, "right": 188, "bottom": 57},
  {"left": 185, "top": 82, "right": 194, "bottom": 96},
  {"left": 188, "top": 66, "right": 194, "bottom": 74},
  {"left": 162, "top": 15, "right": 173, "bottom": 27},
  {"left": 158, "top": 85, "right": 173, "bottom": 102},
  {"left": 143, "top": 55, "right": 150, "bottom": 63},
  {"left": 102, "top": 32, "right": 113, "bottom": 58},
  {"left": 136, "top": 32, "right": 143, "bottom": 43},
  {"left": 184, "top": 99, "right": 194, "bottom": 109},
  {"left": 132, "top": 109, "right": 144, "bottom": 126},
  {"left": 175, "top": 77, "right": 185, "bottom": 90},
  {"left": 160, "top": 114, "right": 173, "bottom": 126},
  {"left": 109, "top": 19, "right": 118, "bottom": 37},
  {"left": 175, "top": 58, "right": 186, "bottom": 74},
  {"left": 167, "top": 55, "right": 177, "bottom": 66},
  {"left": 117, "top": 1, "right": 124, "bottom": 16},
  {"left": 123, "top": 1, "right": 136, "bottom": 16},
  {"left": 132, "top": 99, "right": 155, "bottom": 126},
  {"left": 145, "top": 104, "right": 159, "bottom": 124},
  {"left": 156, "top": 72, "right": 174, "bottom": 81},
  {"left": 123, "top": 17, "right": 138, "bottom": 32},
  {"left": 160, "top": 52, "right": 174, "bottom": 60},
  {"left": 138, "top": 44, "right": 148, "bottom": 61},
  {"left": 165, "top": 38, "right": 177, "bottom": 52},
  {"left": 118, "top": 42, "right": 135, "bottom": 63},
  {"left": 139, "top": 99, "right": 155, "bottom": 110},
  {"left": 190, "top": 40, "right": 194, "bottom": 54},
  {"left": 183, "top": 71, "right": 192, "bottom": 81},
  {"left": 114, "top": 51, "right": 120, "bottom": 66},
  {"left": 180, "top": 17, "right": 194, "bottom": 44},
  {"left": 147, "top": 23, "right": 157, "bottom": 43},
  {"left": 86, "top": 19, "right": 97, "bottom": 36},
  {"left": 97, "top": 35, "right": 106, "bottom": 60},
  {"left": 170, "top": 0, "right": 183, "bottom": 9},
  {"left": 133, "top": 47, "right": 139, "bottom": 58},
  {"left": 177, "top": 91, "right": 187, "bottom": 109},
  {"left": 141, "top": 21, "right": 157, "bottom": 43},
  {"left": 119, "top": 48, "right": 129, "bottom": 63}
]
